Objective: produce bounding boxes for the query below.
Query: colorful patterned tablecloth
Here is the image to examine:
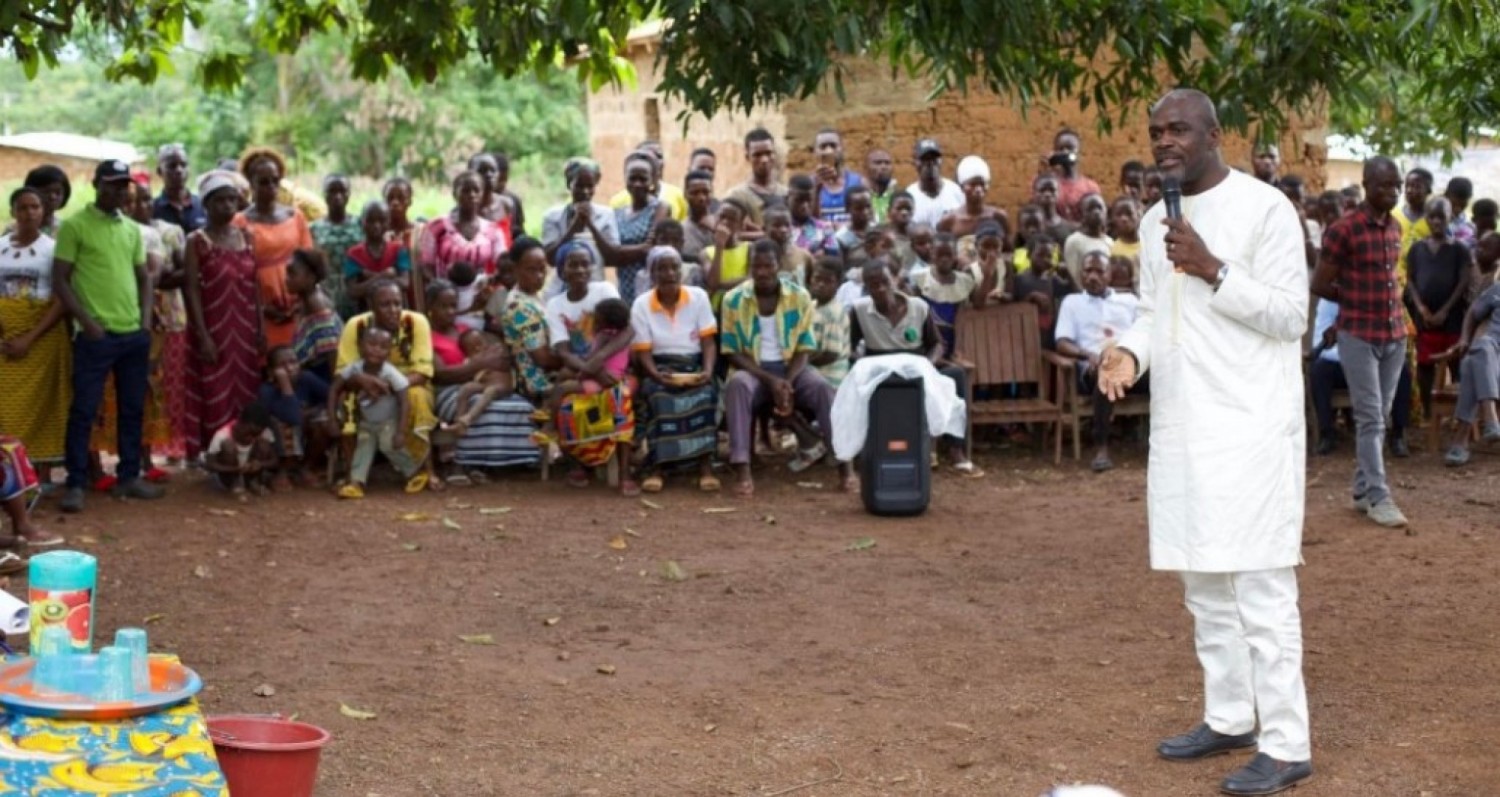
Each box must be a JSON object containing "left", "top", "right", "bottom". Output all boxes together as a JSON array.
[{"left": 0, "top": 689, "right": 226, "bottom": 795}]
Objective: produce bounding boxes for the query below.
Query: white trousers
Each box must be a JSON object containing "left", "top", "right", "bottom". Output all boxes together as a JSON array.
[{"left": 1180, "top": 567, "right": 1311, "bottom": 762}]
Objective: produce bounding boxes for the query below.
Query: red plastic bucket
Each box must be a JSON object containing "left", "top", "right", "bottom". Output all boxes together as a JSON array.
[{"left": 208, "top": 714, "right": 331, "bottom": 797}]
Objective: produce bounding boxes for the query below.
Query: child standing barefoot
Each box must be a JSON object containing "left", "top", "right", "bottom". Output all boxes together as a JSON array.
[
  {"left": 327, "top": 326, "right": 425, "bottom": 498},
  {"left": 441, "top": 329, "right": 514, "bottom": 437},
  {"left": 203, "top": 404, "right": 278, "bottom": 498}
]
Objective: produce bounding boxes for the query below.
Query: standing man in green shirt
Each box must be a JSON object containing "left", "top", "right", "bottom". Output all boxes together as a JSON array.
[{"left": 53, "top": 159, "right": 167, "bottom": 513}]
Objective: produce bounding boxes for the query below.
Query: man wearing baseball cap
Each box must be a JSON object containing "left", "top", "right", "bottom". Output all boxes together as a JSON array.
[
  {"left": 906, "top": 138, "right": 965, "bottom": 228},
  {"left": 51, "top": 159, "right": 166, "bottom": 513}
]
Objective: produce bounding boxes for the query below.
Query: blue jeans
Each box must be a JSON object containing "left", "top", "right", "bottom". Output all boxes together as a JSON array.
[{"left": 65, "top": 330, "right": 151, "bottom": 488}]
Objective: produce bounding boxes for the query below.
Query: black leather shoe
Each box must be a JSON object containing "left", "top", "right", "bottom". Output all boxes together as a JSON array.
[
  {"left": 1157, "top": 723, "right": 1257, "bottom": 761},
  {"left": 1220, "top": 752, "right": 1312, "bottom": 795}
]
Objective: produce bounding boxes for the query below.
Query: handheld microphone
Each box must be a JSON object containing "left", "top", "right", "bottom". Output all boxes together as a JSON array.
[{"left": 1162, "top": 176, "right": 1183, "bottom": 221}]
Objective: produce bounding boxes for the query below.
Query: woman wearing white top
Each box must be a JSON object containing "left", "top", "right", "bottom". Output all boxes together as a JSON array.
[{"left": 629, "top": 247, "right": 720, "bottom": 493}]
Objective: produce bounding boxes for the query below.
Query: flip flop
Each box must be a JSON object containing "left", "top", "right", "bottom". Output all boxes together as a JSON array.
[
  {"left": 24, "top": 530, "right": 65, "bottom": 548},
  {"left": 404, "top": 472, "right": 431, "bottom": 493},
  {"left": 1091, "top": 454, "right": 1115, "bottom": 473},
  {"left": 145, "top": 467, "right": 173, "bottom": 484},
  {"left": 0, "top": 551, "right": 27, "bottom": 574},
  {"left": 619, "top": 479, "right": 642, "bottom": 498},
  {"left": 566, "top": 469, "right": 590, "bottom": 489},
  {"left": 446, "top": 472, "right": 473, "bottom": 488},
  {"left": 950, "top": 461, "right": 986, "bottom": 478},
  {"left": 641, "top": 475, "right": 665, "bottom": 493},
  {"left": 733, "top": 479, "right": 754, "bottom": 498},
  {"left": 698, "top": 474, "right": 721, "bottom": 492},
  {"left": 338, "top": 483, "right": 366, "bottom": 499}
]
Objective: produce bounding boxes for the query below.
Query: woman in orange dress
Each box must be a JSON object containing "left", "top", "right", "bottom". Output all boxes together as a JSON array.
[{"left": 234, "top": 148, "right": 312, "bottom": 352}]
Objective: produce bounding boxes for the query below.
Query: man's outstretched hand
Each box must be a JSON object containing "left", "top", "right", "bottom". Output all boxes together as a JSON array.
[{"left": 1098, "top": 343, "right": 1138, "bottom": 402}]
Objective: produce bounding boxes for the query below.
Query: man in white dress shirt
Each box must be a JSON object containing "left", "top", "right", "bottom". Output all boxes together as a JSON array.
[
  {"left": 1055, "top": 249, "right": 1140, "bottom": 472},
  {"left": 1099, "top": 89, "right": 1313, "bottom": 796}
]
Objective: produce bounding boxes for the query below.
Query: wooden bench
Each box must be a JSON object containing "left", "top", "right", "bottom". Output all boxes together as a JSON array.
[{"left": 952, "top": 303, "right": 1066, "bottom": 464}]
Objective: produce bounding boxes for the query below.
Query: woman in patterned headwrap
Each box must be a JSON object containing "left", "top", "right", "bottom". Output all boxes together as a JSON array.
[{"left": 540, "top": 157, "right": 619, "bottom": 299}]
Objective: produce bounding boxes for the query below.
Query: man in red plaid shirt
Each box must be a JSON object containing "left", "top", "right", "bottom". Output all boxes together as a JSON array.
[{"left": 1311, "top": 156, "right": 1408, "bottom": 528}]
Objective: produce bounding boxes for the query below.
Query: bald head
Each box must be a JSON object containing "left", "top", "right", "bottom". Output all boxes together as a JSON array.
[
  {"left": 1147, "top": 88, "right": 1227, "bottom": 193},
  {"left": 1151, "top": 89, "right": 1220, "bottom": 131}
]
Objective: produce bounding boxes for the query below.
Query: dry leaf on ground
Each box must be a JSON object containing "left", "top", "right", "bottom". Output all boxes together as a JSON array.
[{"left": 339, "top": 703, "right": 377, "bottom": 720}]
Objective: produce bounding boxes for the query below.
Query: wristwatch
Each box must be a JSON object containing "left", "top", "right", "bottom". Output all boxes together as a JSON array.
[{"left": 1212, "top": 264, "right": 1229, "bottom": 292}]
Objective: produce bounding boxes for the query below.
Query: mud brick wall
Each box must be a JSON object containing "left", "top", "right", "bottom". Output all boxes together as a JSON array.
[
  {"left": 0, "top": 149, "right": 104, "bottom": 187},
  {"left": 588, "top": 52, "right": 1326, "bottom": 214}
]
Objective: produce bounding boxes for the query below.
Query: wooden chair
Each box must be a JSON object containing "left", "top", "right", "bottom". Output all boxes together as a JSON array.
[
  {"left": 1427, "top": 360, "right": 1468, "bottom": 452},
  {"left": 952, "top": 303, "right": 1066, "bottom": 464},
  {"left": 1303, "top": 356, "right": 1353, "bottom": 450},
  {"left": 1057, "top": 366, "right": 1151, "bottom": 461}
]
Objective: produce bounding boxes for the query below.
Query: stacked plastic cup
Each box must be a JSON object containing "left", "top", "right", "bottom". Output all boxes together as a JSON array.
[{"left": 115, "top": 628, "right": 150, "bottom": 693}]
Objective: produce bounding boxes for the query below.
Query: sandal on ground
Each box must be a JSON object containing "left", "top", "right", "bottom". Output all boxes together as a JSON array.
[
  {"left": 641, "top": 475, "right": 665, "bottom": 493},
  {"left": 337, "top": 483, "right": 366, "bottom": 499},
  {"left": 786, "top": 442, "right": 828, "bottom": 474},
  {"left": 92, "top": 475, "right": 118, "bottom": 493},
  {"left": 529, "top": 430, "right": 558, "bottom": 447},
  {"left": 467, "top": 469, "right": 490, "bottom": 485},
  {"left": 23, "top": 528, "right": 64, "bottom": 548},
  {"left": 733, "top": 479, "right": 754, "bottom": 498},
  {"left": 951, "top": 461, "right": 986, "bottom": 478},
  {"left": 406, "top": 472, "right": 432, "bottom": 493},
  {"left": 619, "top": 479, "right": 642, "bottom": 498},
  {"left": 0, "top": 551, "right": 27, "bottom": 574},
  {"left": 565, "top": 469, "right": 590, "bottom": 488},
  {"left": 841, "top": 473, "right": 861, "bottom": 493},
  {"left": 698, "top": 474, "right": 722, "bottom": 492},
  {"left": 1090, "top": 454, "right": 1115, "bottom": 473},
  {"left": 446, "top": 472, "right": 473, "bottom": 488},
  {"left": 145, "top": 467, "right": 173, "bottom": 484}
]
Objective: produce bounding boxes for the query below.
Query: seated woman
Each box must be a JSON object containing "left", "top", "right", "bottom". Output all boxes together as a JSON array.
[
  {"left": 849, "top": 259, "right": 984, "bottom": 477},
  {"left": 428, "top": 280, "right": 540, "bottom": 484},
  {"left": 501, "top": 237, "right": 637, "bottom": 494},
  {"left": 630, "top": 247, "right": 721, "bottom": 493},
  {"left": 541, "top": 242, "right": 631, "bottom": 422},
  {"left": 2, "top": 434, "right": 61, "bottom": 547},
  {"left": 332, "top": 279, "right": 439, "bottom": 491}
]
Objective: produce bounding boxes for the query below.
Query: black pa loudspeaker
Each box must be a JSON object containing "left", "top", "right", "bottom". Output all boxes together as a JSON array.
[{"left": 860, "top": 375, "right": 931, "bottom": 516}]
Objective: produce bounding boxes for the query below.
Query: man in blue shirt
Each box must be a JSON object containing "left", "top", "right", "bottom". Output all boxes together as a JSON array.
[{"left": 150, "top": 144, "right": 206, "bottom": 234}]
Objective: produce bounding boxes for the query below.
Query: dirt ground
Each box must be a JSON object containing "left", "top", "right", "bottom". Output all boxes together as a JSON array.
[{"left": 9, "top": 438, "right": 1500, "bottom": 797}]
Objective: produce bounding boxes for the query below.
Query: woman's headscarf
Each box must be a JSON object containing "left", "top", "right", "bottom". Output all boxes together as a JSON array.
[
  {"left": 553, "top": 238, "right": 594, "bottom": 280},
  {"left": 644, "top": 245, "right": 680, "bottom": 287}
]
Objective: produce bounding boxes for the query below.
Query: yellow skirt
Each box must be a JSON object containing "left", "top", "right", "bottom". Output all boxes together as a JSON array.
[{"left": 0, "top": 299, "right": 71, "bottom": 461}]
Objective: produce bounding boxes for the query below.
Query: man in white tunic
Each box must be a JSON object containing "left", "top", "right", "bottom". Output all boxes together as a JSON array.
[{"left": 1099, "top": 90, "right": 1312, "bottom": 795}]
